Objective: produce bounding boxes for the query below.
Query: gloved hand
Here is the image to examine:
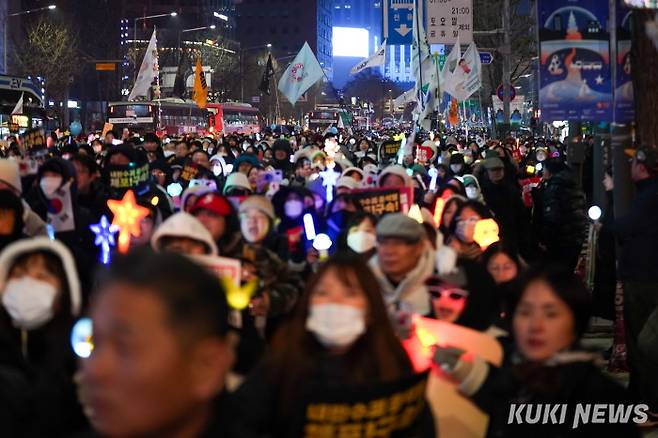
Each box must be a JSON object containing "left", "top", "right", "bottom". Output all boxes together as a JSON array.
[{"left": 433, "top": 346, "right": 466, "bottom": 373}]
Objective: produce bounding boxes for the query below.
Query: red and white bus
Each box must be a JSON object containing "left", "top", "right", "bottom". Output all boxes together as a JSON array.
[{"left": 207, "top": 103, "right": 261, "bottom": 135}]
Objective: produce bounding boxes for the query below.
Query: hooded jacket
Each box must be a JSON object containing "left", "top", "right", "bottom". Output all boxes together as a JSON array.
[
  {"left": 369, "top": 245, "right": 436, "bottom": 315},
  {"left": 151, "top": 212, "right": 219, "bottom": 256}
]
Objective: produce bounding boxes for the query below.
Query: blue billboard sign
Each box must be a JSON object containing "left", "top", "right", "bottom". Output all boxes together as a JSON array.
[
  {"left": 537, "top": 0, "right": 612, "bottom": 121},
  {"left": 384, "top": 0, "right": 415, "bottom": 45}
]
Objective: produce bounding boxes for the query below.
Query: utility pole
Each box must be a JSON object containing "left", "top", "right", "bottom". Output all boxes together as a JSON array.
[{"left": 502, "top": 0, "right": 512, "bottom": 134}]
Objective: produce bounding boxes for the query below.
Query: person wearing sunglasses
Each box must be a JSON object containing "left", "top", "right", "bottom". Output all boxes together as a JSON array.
[{"left": 425, "top": 258, "right": 503, "bottom": 337}]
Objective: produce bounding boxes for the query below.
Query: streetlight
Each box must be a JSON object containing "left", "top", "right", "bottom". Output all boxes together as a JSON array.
[
  {"left": 133, "top": 12, "right": 177, "bottom": 79},
  {"left": 213, "top": 12, "right": 228, "bottom": 21},
  {"left": 3, "top": 5, "right": 57, "bottom": 74}
]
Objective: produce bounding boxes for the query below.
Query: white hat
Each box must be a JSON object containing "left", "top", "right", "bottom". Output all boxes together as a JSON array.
[
  {"left": 223, "top": 172, "right": 252, "bottom": 194},
  {"left": 378, "top": 165, "right": 413, "bottom": 188},
  {"left": 336, "top": 176, "right": 358, "bottom": 190},
  {"left": 0, "top": 237, "right": 81, "bottom": 316},
  {"left": 341, "top": 166, "right": 365, "bottom": 179},
  {"left": 151, "top": 212, "right": 218, "bottom": 256},
  {"left": 0, "top": 159, "right": 22, "bottom": 194}
]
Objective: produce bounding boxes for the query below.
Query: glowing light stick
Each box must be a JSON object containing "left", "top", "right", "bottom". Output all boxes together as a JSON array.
[
  {"left": 220, "top": 276, "right": 259, "bottom": 311},
  {"left": 433, "top": 198, "right": 445, "bottom": 228},
  {"left": 428, "top": 167, "right": 439, "bottom": 191},
  {"left": 90, "top": 215, "right": 119, "bottom": 265},
  {"left": 303, "top": 213, "right": 316, "bottom": 240},
  {"left": 473, "top": 219, "right": 500, "bottom": 250},
  {"left": 319, "top": 166, "right": 340, "bottom": 203},
  {"left": 313, "top": 233, "right": 333, "bottom": 260},
  {"left": 107, "top": 190, "right": 150, "bottom": 254},
  {"left": 71, "top": 318, "right": 93, "bottom": 359}
]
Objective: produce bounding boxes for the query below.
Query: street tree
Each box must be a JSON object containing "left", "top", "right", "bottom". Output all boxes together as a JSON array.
[
  {"left": 472, "top": 0, "right": 536, "bottom": 111},
  {"left": 631, "top": 10, "right": 658, "bottom": 149},
  {"left": 11, "top": 17, "right": 82, "bottom": 125},
  {"left": 343, "top": 70, "right": 404, "bottom": 119}
]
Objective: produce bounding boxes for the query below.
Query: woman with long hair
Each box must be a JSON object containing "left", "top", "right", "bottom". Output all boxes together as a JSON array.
[{"left": 229, "top": 253, "right": 433, "bottom": 437}]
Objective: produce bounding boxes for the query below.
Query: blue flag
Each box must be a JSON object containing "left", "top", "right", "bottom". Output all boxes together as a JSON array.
[{"left": 277, "top": 42, "right": 324, "bottom": 105}]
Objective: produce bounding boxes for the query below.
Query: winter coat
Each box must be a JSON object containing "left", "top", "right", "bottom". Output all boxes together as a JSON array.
[
  {"left": 468, "top": 351, "right": 640, "bottom": 438},
  {"left": 481, "top": 179, "right": 533, "bottom": 257},
  {"left": 536, "top": 169, "right": 588, "bottom": 250},
  {"left": 225, "top": 240, "right": 304, "bottom": 375},
  {"left": 613, "top": 177, "right": 658, "bottom": 281},
  {"left": 369, "top": 245, "right": 435, "bottom": 315}
]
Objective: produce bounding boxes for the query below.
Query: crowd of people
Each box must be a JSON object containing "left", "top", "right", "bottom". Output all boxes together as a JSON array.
[{"left": 0, "top": 123, "right": 655, "bottom": 437}]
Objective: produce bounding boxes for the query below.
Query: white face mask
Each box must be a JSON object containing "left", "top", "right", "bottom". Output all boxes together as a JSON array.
[
  {"left": 40, "top": 176, "right": 63, "bottom": 196},
  {"left": 284, "top": 200, "right": 304, "bottom": 218},
  {"left": 2, "top": 277, "right": 59, "bottom": 330},
  {"left": 163, "top": 150, "right": 175, "bottom": 158},
  {"left": 450, "top": 164, "right": 462, "bottom": 174},
  {"left": 456, "top": 218, "right": 478, "bottom": 243},
  {"left": 306, "top": 304, "right": 365, "bottom": 348},
  {"left": 465, "top": 186, "right": 480, "bottom": 200},
  {"left": 347, "top": 231, "right": 376, "bottom": 253}
]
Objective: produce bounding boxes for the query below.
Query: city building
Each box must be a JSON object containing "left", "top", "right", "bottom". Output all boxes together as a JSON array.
[{"left": 236, "top": 0, "right": 333, "bottom": 80}]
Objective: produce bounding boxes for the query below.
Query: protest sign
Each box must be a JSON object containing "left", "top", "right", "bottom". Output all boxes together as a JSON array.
[{"left": 352, "top": 187, "right": 414, "bottom": 216}]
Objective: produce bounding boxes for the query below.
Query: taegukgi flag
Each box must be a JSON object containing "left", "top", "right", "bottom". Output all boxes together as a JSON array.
[
  {"left": 277, "top": 42, "right": 324, "bottom": 105},
  {"left": 350, "top": 40, "right": 387, "bottom": 75},
  {"left": 129, "top": 30, "right": 159, "bottom": 101}
]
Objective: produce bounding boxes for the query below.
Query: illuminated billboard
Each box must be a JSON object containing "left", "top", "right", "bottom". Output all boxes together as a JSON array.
[{"left": 332, "top": 27, "right": 369, "bottom": 58}]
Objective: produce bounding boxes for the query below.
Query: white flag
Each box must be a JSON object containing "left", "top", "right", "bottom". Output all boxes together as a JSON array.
[
  {"left": 129, "top": 30, "right": 159, "bottom": 101},
  {"left": 277, "top": 42, "right": 324, "bottom": 105},
  {"left": 350, "top": 40, "right": 387, "bottom": 75},
  {"left": 443, "top": 42, "right": 482, "bottom": 102},
  {"left": 11, "top": 93, "right": 24, "bottom": 115},
  {"left": 411, "top": 0, "right": 438, "bottom": 129},
  {"left": 440, "top": 39, "right": 461, "bottom": 90}
]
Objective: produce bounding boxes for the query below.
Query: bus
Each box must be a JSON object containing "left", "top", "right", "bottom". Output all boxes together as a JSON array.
[
  {"left": 0, "top": 75, "right": 50, "bottom": 138},
  {"left": 107, "top": 100, "right": 209, "bottom": 136},
  {"left": 207, "top": 103, "right": 261, "bottom": 135},
  {"left": 307, "top": 107, "right": 350, "bottom": 132}
]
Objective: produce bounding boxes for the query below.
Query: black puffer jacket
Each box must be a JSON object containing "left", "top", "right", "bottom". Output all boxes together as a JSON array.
[
  {"left": 471, "top": 352, "right": 641, "bottom": 438},
  {"left": 613, "top": 177, "right": 658, "bottom": 281},
  {"left": 537, "top": 169, "right": 587, "bottom": 248}
]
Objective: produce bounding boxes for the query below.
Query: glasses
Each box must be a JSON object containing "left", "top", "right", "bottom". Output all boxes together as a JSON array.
[{"left": 429, "top": 287, "right": 469, "bottom": 301}]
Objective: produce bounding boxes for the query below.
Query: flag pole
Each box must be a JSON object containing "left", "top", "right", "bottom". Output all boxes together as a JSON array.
[
  {"left": 271, "top": 52, "right": 281, "bottom": 124},
  {"left": 154, "top": 26, "right": 162, "bottom": 131}
]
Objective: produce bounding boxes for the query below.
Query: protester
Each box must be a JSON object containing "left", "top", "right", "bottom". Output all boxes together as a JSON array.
[
  {"left": 0, "top": 237, "right": 85, "bottom": 436},
  {"left": 433, "top": 265, "right": 640, "bottom": 437},
  {"left": 612, "top": 147, "right": 658, "bottom": 420},
  {"left": 529, "top": 161, "right": 581, "bottom": 265},
  {"left": 0, "top": 159, "right": 48, "bottom": 237},
  {"left": 369, "top": 213, "right": 435, "bottom": 315},
  {"left": 228, "top": 253, "right": 434, "bottom": 437},
  {"left": 77, "top": 250, "right": 234, "bottom": 437}
]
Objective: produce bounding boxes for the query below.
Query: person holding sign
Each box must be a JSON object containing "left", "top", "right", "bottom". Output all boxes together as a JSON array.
[{"left": 228, "top": 253, "right": 434, "bottom": 437}]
